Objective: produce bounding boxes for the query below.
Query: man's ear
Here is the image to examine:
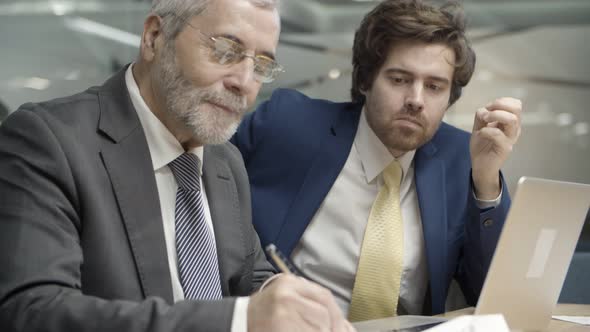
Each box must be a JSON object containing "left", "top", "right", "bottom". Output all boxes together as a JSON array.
[
  {"left": 359, "top": 86, "right": 368, "bottom": 96},
  {"left": 140, "top": 15, "right": 164, "bottom": 62}
]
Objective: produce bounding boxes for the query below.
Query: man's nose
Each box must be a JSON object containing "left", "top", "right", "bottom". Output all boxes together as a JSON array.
[
  {"left": 223, "top": 56, "right": 257, "bottom": 97},
  {"left": 405, "top": 83, "right": 425, "bottom": 112}
]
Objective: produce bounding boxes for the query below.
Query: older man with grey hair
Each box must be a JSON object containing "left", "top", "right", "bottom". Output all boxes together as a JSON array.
[{"left": 0, "top": 0, "right": 354, "bottom": 331}]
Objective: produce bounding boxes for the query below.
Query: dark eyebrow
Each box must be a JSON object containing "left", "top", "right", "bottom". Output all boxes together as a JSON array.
[
  {"left": 384, "top": 68, "right": 450, "bottom": 85},
  {"left": 216, "top": 33, "right": 277, "bottom": 61}
]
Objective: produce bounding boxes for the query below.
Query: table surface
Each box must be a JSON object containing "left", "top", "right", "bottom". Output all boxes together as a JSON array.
[
  {"left": 436, "top": 304, "right": 590, "bottom": 332},
  {"left": 353, "top": 304, "right": 590, "bottom": 332}
]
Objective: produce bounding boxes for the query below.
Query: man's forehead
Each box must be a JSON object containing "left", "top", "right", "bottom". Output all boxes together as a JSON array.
[
  {"left": 382, "top": 41, "right": 455, "bottom": 78},
  {"left": 197, "top": 0, "right": 279, "bottom": 24},
  {"left": 189, "top": 0, "right": 280, "bottom": 43}
]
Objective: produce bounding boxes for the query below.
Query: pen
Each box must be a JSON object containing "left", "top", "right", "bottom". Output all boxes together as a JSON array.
[
  {"left": 265, "top": 243, "right": 308, "bottom": 277},
  {"left": 265, "top": 243, "right": 349, "bottom": 302}
]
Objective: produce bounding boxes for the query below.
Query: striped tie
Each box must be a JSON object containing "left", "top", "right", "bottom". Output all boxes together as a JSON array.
[{"left": 168, "top": 153, "right": 223, "bottom": 300}]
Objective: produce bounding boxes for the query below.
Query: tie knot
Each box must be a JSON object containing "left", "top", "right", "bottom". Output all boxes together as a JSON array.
[
  {"left": 382, "top": 160, "right": 402, "bottom": 189},
  {"left": 169, "top": 153, "right": 202, "bottom": 191}
]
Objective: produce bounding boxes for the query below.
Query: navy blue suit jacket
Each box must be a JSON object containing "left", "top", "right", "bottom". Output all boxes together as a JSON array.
[{"left": 232, "top": 89, "right": 510, "bottom": 314}]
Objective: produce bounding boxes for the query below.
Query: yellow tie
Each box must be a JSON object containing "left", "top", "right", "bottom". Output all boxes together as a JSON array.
[{"left": 348, "top": 160, "right": 404, "bottom": 322}]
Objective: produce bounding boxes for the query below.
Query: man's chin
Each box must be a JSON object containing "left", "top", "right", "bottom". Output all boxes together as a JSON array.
[
  {"left": 192, "top": 122, "right": 240, "bottom": 145},
  {"left": 387, "top": 135, "right": 428, "bottom": 153}
]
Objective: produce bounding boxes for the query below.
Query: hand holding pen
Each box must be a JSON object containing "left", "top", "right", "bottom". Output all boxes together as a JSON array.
[{"left": 246, "top": 244, "right": 356, "bottom": 332}]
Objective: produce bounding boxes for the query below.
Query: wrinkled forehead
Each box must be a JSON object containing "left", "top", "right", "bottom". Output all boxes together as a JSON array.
[{"left": 189, "top": 0, "right": 281, "bottom": 52}]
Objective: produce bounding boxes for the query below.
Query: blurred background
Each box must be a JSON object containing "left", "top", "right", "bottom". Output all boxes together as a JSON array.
[
  {"left": 1, "top": 0, "right": 589, "bottom": 192},
  {"left": 0, "top": 0, "right": 588, "bottom": 303}
]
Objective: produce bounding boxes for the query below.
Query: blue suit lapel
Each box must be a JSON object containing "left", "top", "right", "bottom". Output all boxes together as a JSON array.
[
  {"left": 415, "top": 141, "right": 448, "bottom": 313},
  {"left": 276, "top": 105, "right": 362, "bottom": 256}
]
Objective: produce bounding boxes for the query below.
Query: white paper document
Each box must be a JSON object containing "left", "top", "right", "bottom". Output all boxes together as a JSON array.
[
  {"left": 423, "top": 314, "right": 509, "bottom": 332},
  {"left": 552, "top": 316, "right": 590, "bottom": 325}
]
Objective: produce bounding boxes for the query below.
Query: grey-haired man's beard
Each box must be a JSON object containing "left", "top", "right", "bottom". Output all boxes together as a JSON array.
[{"left": 156, "top": 45, "right": 247, "bottom": 145}]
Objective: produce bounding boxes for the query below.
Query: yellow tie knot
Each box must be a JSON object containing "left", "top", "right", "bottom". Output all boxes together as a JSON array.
[{"left": 382, "top": 160, "right": 402, "bottom": 189}]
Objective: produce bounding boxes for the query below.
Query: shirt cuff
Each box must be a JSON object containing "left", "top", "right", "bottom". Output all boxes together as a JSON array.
[
  {"left": 230, "top": 297, "right": 249, "bottom": 332},
  {"left": 231, "top": 274, "right": 283, "bottom": 331},
  {"left": 473, "top": 181, "right": 503, "bottom": 209}
]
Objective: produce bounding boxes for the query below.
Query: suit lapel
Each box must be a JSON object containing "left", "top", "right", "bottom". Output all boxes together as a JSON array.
[
  {"left": 276, "top": 105, "right": 362, "bottom": 256},
  {"left": 415, "top": 141, "right": 448, "bottom": 313},
  {"left": 98, "top": 68, "right": 174, "bottom": 304},
  {"left": 202, "top": 145, "right": 240, "bottom": 296}
]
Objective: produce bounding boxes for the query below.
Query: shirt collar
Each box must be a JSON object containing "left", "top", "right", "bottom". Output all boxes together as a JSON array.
[
  {"left": 125, "top": 64, "right": 204, "bottom": 173},
  {"left": 355, "top": 107, "right": 416, "bottom": 184}
]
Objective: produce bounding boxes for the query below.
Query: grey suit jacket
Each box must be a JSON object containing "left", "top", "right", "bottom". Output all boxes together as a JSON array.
[{"left": 0, "top": 68, "right": 274, "bottom": 332}]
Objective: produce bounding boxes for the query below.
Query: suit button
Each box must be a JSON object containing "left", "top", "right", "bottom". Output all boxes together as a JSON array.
[{"left": 483, "top": 219, "right": 494, "bottom": 227}]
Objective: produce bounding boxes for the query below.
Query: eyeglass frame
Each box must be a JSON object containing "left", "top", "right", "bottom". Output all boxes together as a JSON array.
[{"left": 161, "top": 13, "right": 284, "bottom": 83}]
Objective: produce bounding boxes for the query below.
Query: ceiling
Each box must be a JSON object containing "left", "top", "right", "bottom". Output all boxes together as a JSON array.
[{"left": 0, "top": 0, "right": 589, "bottom": 191}]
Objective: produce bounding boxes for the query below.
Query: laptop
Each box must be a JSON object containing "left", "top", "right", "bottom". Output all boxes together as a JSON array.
[{"left": 475, "top": 177, "right": 590, "bottom": 330}]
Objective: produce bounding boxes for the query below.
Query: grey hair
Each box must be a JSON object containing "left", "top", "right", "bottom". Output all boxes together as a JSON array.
[{"left": 151, "top": 0, "right": 279, "bottom": 40}]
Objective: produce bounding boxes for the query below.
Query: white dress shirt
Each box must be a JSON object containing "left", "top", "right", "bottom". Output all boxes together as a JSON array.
[
  {"left": 291, "top": 108, "right": 501, "bottom": 316},
  {"left": 125, "top": 65, "right": 248, "bottom": 332}
]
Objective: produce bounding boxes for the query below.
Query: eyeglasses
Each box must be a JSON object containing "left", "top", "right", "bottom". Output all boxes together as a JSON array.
[
  {"left": 199, "top": 32, "right": 284, "bottom": 83},
  {"left": 166, "top": 14, "right": 284, "bottom": 83}
]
